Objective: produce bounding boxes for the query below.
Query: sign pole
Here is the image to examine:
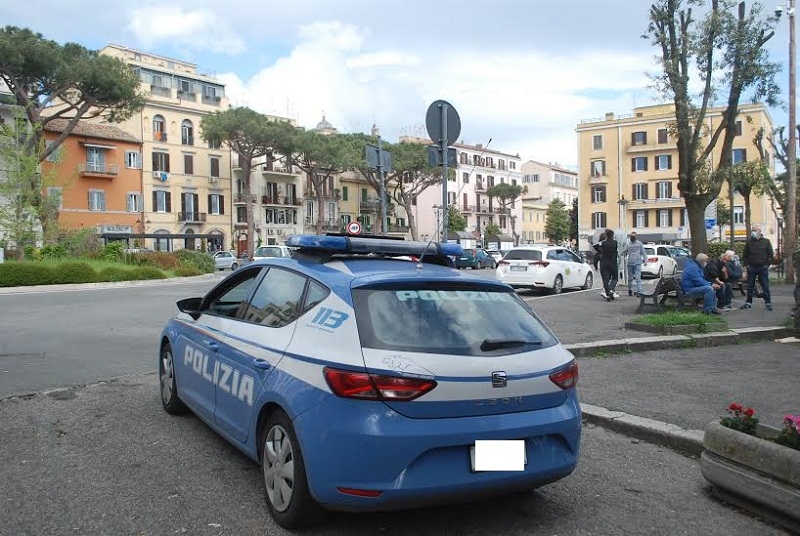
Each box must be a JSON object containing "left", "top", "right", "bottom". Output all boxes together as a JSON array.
[
  {"left": 377, "top": 135, "right": 388, "bottom": 235},
  {"left": 441, "top": 103, "right": 449, "bottom": 243}
]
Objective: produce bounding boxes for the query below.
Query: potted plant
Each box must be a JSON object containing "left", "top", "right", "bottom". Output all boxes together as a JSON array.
[{"left": 701, "top": 403, "right": 800, "bottom": 532}]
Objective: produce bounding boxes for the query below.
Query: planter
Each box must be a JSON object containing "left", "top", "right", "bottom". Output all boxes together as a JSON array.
[
  {"left": 701, "top": 421, "right": 800, "bottom": 533},
  {"left": 624, "top": 321, "right": 726, "bottom": 335}
]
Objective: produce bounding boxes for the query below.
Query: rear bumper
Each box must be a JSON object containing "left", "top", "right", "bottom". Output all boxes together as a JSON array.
[
  {"left": 293, "top": 391, "right": 582, "bottom": 511},
  {"left": 496, "top": 272, "right": 548, "bottom": 288}
]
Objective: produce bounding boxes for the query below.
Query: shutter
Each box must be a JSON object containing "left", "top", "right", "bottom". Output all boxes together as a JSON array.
[
  {"left": 631, "top": 158, "right": 636, "bottom": 172},
  {"left": 220, "top": 196, "right": 225, "bottom": 215},
  {"left": 643, "top": 158, "right": 648, "bottom": 171},
  {"left": 654, "top": 156, "right": 659, "bottom": 170},
  {"left": 152, "top": 191, "right": 158, "bottom": 211},
  {"left": 100, "top": 192, "right": 106, "bottom": 211},
  {"left": 602, "top": 213, "right": 607, "bottom": 228},
  {"left": 166, "top": 192, "right": 172, "bottom": 213},
  {"left": 602, "top": 160, "right": 606, "bottom": 176},
  {"left": 644, "top": 183, "right": 649, "bottom": 199},
  {"left": 193, "top": 193, "right": 199, "bottom": 214},
  {"left": 152, "top": 152, "right": 158, "bottom": 171},
  {"left": 88, "top": 191, "right": 93, "bottom": 210},
  {"left": 181, "top": 193, "right": 187, "bottom": 214},
  {"left": 668, "top": 209, "right": 673, "bottom": 226},
  {"left": 208, "top": 194, "right": 212, "bottom": 214},
  {"left": 631, "top": 133, "right": 636, "bottom": 145},
  {"left": 667, "top": 181, "right": 673, "bottom": 198},
  {"left": 632, "top": 184, "right": 636, "bottom": 200},
  {"left": 601, "top": 186, "right": 607, "bottom": 203},
  {"left": 742, "top": 149, "right": 747, "bottom": 162},
  {"left": 667, "top": 155, "right": 672, "bottom": 169},
  {"left": 644, "top": 210, "right": 649, "bottom": 227},
  {"left": 165, "top": 154, "right": 170, "bottom": 172}
]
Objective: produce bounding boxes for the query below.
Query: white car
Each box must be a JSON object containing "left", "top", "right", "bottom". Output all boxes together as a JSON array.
[
  {"left": 496, "top": 246, "right": 593, "bottom": 294},
  {"left": 212, "top": 250, "right": 239, "bottom": 271},
  {"left": 641, "top": 244, "right": 678, "bottom": 278},
  {"left": 252, "top": 245, "right": 294, "bottom": 261},
  {"left": 486, "top": 249, "right": 504, "bottom": 263}
]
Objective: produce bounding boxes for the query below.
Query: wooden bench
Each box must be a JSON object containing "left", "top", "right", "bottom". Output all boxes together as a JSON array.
[{"left": 636, "top": 276, "right": 697, "bottom": 313}]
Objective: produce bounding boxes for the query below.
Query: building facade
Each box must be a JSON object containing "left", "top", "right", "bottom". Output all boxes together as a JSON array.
[
  {"left": 99, "top": 44, "right": 232, "bottom": 252},
  {"left": 520, "top": 160, "right": 578, "bottom": 245},
  {"left": 575, "top": 103, "right": 776, "bottom": 249}
]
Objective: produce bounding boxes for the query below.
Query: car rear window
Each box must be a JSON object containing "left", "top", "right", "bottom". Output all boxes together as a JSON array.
[
  {"left": 352, "top": 285, "right": 556, "bottom": 356},
  {"left": 255, "top": 247, "right": 283, "bottom": 257},
  {"left": 644, "top": 247, "right": 656, "bottom": 255},
  {"left": 503, "top": 250, "right": 542, "bottom": 261}
]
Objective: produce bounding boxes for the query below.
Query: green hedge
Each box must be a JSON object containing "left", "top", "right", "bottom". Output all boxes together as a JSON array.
[
  {"left": 0, "top": 261, "right": 166, "bottom": 286},
  {"left": 0, "top": 263, "right": 57, "bottom": 287},
  {"left": 130, "top": 266, "right": 167, "bottom": 280},
  {"left": 174, "top": 265, "right": 203, "bottom": 277},
  {"left": 173, "top": 249, "right": 215, "bottom": 273},
  {"left": 97, "top": 267, "right": 133, "bottom": 282},
  {"left": 50, "top": 262, "right": 98, "bottom": 284},
  {"left": 708, "top": 242, "right": 745, "bottom": 260}
]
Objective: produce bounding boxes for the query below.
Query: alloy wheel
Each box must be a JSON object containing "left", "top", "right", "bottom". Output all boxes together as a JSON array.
[{"left": 264, "top": 425, "right": 295, "bottom": 512}]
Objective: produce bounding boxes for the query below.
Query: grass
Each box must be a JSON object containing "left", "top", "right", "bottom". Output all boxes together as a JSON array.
[{"left": 637, "top": 311, "right": 727, "bottom": 329}]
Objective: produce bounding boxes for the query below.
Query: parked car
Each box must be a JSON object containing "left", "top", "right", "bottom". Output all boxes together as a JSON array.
[
  {"left": 212, "top": 250, "right": 239, "bottom": 271},
  {"left": 666, "top": 246, "right": 691, "bottom": 272},
  {"left": 486, "top": 249, "right": 504, "bottom": 263},
  {"left": 641, "top": 244, "right": 678, "bottom": 278},
  {"left": 578, "top": 250, "right": 596, "bottom": 265},
  {"left": 158, "top": 235, "right": 581, "bottom": 529},
  {"left": 253, "top": 245, "right": 294, "bottom": 261},
  {"left": 455, "top": 247, "right": 496, "bottom": 269},
  {"left": 496, "top": 245, "right": 593, "bottom": 294}
]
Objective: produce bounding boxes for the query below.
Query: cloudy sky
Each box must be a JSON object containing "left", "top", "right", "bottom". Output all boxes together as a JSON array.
[{"left": 2, "top": 0, "right": 795, "bottom": 168}]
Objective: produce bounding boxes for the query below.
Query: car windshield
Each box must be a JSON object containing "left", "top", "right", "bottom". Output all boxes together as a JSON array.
[
  {"left": 352, "top": 285, "right": 556, "bottom": 356},
  {"left": 254, "top": 247, "right": 284, "bottom": 257},
  {"left": 503, "top": 249, "right": 542, "bottom": 261},
  {"left": 644, "top": 247, "right": 656, "bottom": 255},
  {"left": 669, "top": 247, "right": 689, "bottom": 257}
]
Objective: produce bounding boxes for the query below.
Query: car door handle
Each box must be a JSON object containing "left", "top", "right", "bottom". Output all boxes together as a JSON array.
[
  {"left": 206, "top": 341, "right": 219, "bottom": 352},
  {"left": 254, "top": 359, "right": 271, "bottom": 371}
]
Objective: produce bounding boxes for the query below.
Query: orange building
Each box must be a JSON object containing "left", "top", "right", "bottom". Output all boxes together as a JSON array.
[{"left": 43, "top": 119, "right": 144, "bottom": 238}]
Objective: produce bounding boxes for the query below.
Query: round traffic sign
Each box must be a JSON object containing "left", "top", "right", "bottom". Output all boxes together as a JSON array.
[
  {"left": 425, "top": 100, "right": 461, "bottom": 146},
  {"left": 347, "top": 221, "right": 362, "bottom": 235}
]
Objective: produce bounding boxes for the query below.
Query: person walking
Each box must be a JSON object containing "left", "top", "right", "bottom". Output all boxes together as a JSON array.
[
  {"left": 682, "top": 253, "right": 722, "bottom": 315},
  {"left": 622, "top": 232, "right": 646, "bottom": 296},
  {"left": 598, "top": 228, "right": 619, "bottom": 301},
  {"left": 740, "top": 224, "right": 775, "bottom": 311}
]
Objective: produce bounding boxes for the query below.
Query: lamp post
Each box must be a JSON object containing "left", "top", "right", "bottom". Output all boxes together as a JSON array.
[
  {"left": 777, "top": 0, "right": 797, "bottom": 285},
  {"left": 618, "top": 196, "right": 630, "bottom": 284}
]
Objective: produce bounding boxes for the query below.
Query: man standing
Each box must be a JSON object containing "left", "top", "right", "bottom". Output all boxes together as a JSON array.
[
  {"left": 622, "top": 232, "right": 646, "bottom": 296},
  {"left": 741, "top": 224, "right": 775, "bottom": 311},
  {"left": 598, "top": 228, "right": 620, "bottom": 301},
  {"left": 682, "top": 253, "right": 722, "bottom": 315}
]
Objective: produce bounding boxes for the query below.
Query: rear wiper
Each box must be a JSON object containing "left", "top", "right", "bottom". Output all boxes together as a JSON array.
[{"left": 480, "top": 339, "right": 542, "bottom": 351}]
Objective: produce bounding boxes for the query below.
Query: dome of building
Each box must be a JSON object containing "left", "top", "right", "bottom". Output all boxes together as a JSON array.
[{"left": 314, "top": 114, "right": 337, "bottom": 134}]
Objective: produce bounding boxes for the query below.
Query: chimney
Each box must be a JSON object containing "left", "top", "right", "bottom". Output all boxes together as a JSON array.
[
  {"left": 605, "top": 112, "right": 614, "bottom": 120},
  {"left": 476, "top": 143, "right": 482, "bottom": 149}
]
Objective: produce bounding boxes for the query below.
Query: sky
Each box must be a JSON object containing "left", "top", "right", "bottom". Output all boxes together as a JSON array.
[{"left": 1, "top": 0, "right": 796, "bottom": 169}]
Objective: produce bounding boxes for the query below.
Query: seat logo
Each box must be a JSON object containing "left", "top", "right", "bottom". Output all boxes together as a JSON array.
[{"left": 491, "top": 371, "right": 507, "bottom": 388}]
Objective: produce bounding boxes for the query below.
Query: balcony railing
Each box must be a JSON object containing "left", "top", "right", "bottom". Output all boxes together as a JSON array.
[
  {"left": 234, "top": 193, "right": 257, "bottom": 203},
  {"left": 178, "top": 212, "right": 207, "bottom": 223},
  {"left": 262, "top": 195, "right": 304, "bottom": 206},
  {"left": 182, "top": 136, "right": 194, "bottom": 146},
  {"left": 202, "top": 95, "right": 222, "bottom": 105},
  {"left": 154, "top": 131, "right": 167, "bottom": 143},
  {"left": 360, "top": 201, "right": 379, "bottom": 212},
  {"left": 78, "top": 163, "right": 119, "bottom": 176},
  {"left": 387, "top": 225, "right": 410, "bottom": 233},
  {"left": 177, "top": 90, "right": 196, "bottom": 101},
  {"left": 261, "top": 164, "right": 295, "bottom": 174},
  {"left": 474, "top": 181, "right": 485, "bottom": 191},
  {"left": 150, "top": 85, "right": 171, "bottom": 97}
]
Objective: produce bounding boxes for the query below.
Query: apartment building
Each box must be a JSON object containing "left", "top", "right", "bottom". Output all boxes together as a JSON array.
[
  {"left": 520, "top": 160, "right": 578, "bottom": 244},
  {"left": 98, "top": 44, "right": 232, "bottom": 252},
  {"left": 0, "top": 89, "right": 16, "bottom": 250},
  {"left": 575, "top": 103, "right": 775, "bottom": 249}
]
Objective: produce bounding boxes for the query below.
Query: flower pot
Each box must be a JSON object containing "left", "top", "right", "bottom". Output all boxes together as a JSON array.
[{"left": 701, "top": 421, "right": 800, "bottom": 532}]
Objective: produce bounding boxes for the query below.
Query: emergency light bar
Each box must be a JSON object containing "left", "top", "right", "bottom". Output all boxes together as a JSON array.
[{"left": 285, "top": 234, "right": 464, "bottom": 258}]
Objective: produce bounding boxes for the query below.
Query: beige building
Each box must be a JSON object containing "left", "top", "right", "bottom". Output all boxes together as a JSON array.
[
  {"left": 520, "top": 161, "right": 578, "bottom": 245},
  {"left": 99, "top": 44, "right": 232, "bottom": 252},
  {"left": 575, "top": 103, "right": 776, "bottom": 249}
]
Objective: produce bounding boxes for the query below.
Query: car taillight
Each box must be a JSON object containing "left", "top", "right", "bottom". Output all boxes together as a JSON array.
[
  {"left": 647, "top": 257, "right": 658, "bottom": 263},
  {"left": 323, "top": 367, "right": 437, "bottom": 401},
  {"left": 529, "top": 261, "right": 550, "bottom": 267},
  {"left": 549, "top": 361, "right": 578, "bottom": 390}
]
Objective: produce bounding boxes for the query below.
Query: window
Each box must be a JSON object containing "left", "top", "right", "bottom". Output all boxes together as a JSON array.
[
  {"left": 732, "top": 149, "right": 747, "bottom": 165},
  {"left": 126, "top": 193, "right": 142, "bottom": 212},
  {"left": 210, "top": 157, "right": 220, "bottom": 177},
  {"left": 179, "top": 80, "right": 192, "bottom": 94},
  {"left": 632, "top": 131, "right": 647, "bottom": 145},
  {"left": 591, "top": 160, "right": 606, "bottom": 177},
  {"left": 208, "top": 194, "right": 224, "bottom": 215},
  {"left": 591, "top": 212, "right": 607, "bottom": 229},
  {"left": 341, "top": 186, "right": 348, "bottom": 201},
  {"left": 523, "top": 174, "right": 539, "bottom": 183},
  {"left": 592, "top": 135, "right": 603, "bottom": 150},
  {"left": 153, "top": 190, "right": 172, "bottom": 213},
  {"left": 635, "top": 210, "right": 648, "bottom": 228},
  {"left": 240, "top": 268, "right": 308, "bottom": 327},
  {"left": 152, "top": 152, "right": 170, "bottom": 172},
  {"left": 181, "top": 192, "right": 199, "bottom": 218},
  {"left": 86, "top": 147, "right": 105, "bottom": 172},
  {"left": 657, "top": 181, "right": 672, "bottom": 199},
  {"left": 510, "top": 161, "right": 516, "bottom": 170},
  {"left": 656, "top": 154, "right": 672, "bottom": 171},
  {"left": 153, "top": 115, "right": 166, "bottom": 142},
  {"left": 658, "top": 209, "right": 672, "bottom": 227},
  {"left": 44, "top": 141, "right": 62, "bottom": 162},
  {"left": 202, "top": 268, "right": 263, "bottom": 318},
  {"left": 208, "top": 138, "right": 221, "bottom": 149},
  {"left": 181, "top": 120, "right": 194, "bottom": 146},
  {"left": 682, "top": 208, "right": 689, "bottom": 227},
  {"left": 463, "top": 172, "right": 470, "bottom": 183},
  {"left": 237, "top": 206, "right": 247, "bottom": 223},
  {"left": 734, "top": 206, "right": 744, "bottom": 224},
  {"left": 592, "top": 185, "right": 606, "bottom": 203},
  {"left": 340, "top": 214, "right": 352, "bottom": 226},
  {"left": 633, "top": 182, "right": 648, "bottom": 200},
  {"left": 447, "top": 192, "right": 456, "bottom": 204},
  {"left": 184, "top": 154, "right": 194, "bottom": 175},
  {"left": 658, "top": 128, "right": 668, "bottom": 144},
  {"left": 735, "top": 121, "right": 742, "bottom": 136},
  {"left": 302, "top": 281, "right": 330, "bottom": 315},
  {"left": 125, "top": 151, "right": 142, "bottom": 169},
  {"left": 498, "top": 159, "right": 506, "bottom": 170},
  {"left": 88, "top": 190, "right": 106, "bottom": 211},
  {"left": 632, "top": 157, "right": 648, "bottom": 172},
  {"left": 47, "top": 187, "right": 63, "bottom": 209}
]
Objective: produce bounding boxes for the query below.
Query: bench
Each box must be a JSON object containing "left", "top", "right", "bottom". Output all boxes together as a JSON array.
[{"left": 636, "top": 276, "right": 698, "bottom": 313}]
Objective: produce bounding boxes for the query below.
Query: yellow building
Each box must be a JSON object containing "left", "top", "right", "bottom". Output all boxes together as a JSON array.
[
  {"left": 99, "top": 44, "right": 233, "bottom": 252},
  {"left": 337, "top": 171, "right": 410, "bottom": 237},
  {"left": 521, "top": 199, "right": 549, "bottom": 245},
  {"left": 575, "top": 103, "right": 776, "bottom": 249}
]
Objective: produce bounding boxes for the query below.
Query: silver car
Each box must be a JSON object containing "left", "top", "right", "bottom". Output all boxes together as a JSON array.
[
  {"left": 212, "top": 250, "right": 239, "bottom": 271},
  {"left": 252, "top": 245, "right": 294, "bottom": 261}
]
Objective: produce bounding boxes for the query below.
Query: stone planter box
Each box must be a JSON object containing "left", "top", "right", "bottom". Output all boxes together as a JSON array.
[
  {"left": 624, "top": 321, "right": 726, "bottom": 335},
  {"left": 701, "top": 421, "right": 800, "bottom": 533}
]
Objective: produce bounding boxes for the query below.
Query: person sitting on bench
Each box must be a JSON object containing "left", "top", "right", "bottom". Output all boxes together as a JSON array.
[
  {"left": 704, "top": 251, "right": 734, "bottom": 311},
  {"left": 681, "top": 253, "right": 722, "bottom": 315}
]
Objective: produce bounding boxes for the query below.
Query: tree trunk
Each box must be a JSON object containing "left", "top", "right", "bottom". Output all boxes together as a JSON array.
[
  {"left": 743, "top": 194, "right": 752, "bottom": 240},
  {"left": 243, "top": 161, "right": 255, "bottom": 260},
  {"left": 315, "top": 187, "right": 325, "bottom": 236},
  {"left": 400, "top": 192, "right": 418, "bottom": 241},
  {"left": 685, "top": 195, "right": 711, "bottom": 255}
]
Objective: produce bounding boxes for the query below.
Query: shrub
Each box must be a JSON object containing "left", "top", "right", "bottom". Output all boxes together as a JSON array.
[
  {"left": 51, "top": 262, "right": 98, "bottom": 284},
  {"left": 97, "top": 266, "right": 133, "bottom": 282},
  {"left": 0, "top": 263, "right": 56, "bottom": 287},
  {"left": 130, "top": 266, "right": 167, "bottom": 280},
  {"left": 57, "top": 228, "right": 103, "bottom": 259},
  {"left": 174, "top": 265, "right": 203, "bottom": 277},
  {"left": 101, "top": 242, "right": 125, "bottom": 262},
  {"left": 23, "top": 245, "right": 41, "bottom": 261},
  {"left": 40, "top": 243, "right": 67, "bottom": 259},
  {"left": 143, "top": 251, "right": 180, "bottom": 270},
  {"left": 708, "top": 242, "right": 745, "bottom": 261},
  {"left": 123, "top": 252, "right": 152, "bottom": 266},
  {"left": 173, "top": 248, "right": 215, "bottom": 273}
]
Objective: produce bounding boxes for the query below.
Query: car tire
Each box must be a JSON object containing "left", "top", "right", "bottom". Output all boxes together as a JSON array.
[
  {"left": 658, "top": 266, "right": 663, "bottom": 278},
  {"left": 231, "top": 262, "right": 238, "bottom": 271},
  {"left": 159, "top": 342, "right": 189, "bottom": 416},
  {"left": 582, "top": 272, "right": 593, "bottom": 290},
  {"left": 550, "top": 275, "right": 563, "bottom": 295},
  {"left": 262, "top": 410, "right": 322, "bottom": 530}
]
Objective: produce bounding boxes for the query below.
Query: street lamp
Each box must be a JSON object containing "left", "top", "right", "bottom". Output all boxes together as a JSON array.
[{"left": 618, "top": 196, "right": 630, "bottom": 284}]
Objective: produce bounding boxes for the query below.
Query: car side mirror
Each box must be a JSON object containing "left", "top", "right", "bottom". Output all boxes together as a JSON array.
[{"left": 177, "top": 297, "right": 203, "bottom": 320}]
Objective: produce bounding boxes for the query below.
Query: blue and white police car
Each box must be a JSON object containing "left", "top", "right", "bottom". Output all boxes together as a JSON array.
[{"left": 158, "top": 234, "right": 581, "bottom": 529}]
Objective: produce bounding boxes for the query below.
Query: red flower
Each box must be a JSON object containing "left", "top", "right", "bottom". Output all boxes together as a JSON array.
[
  {"left": 729, "top": 403, "right": 743, "bottom": 412},
  {"left": 744, "top": 408, "right": 755, "bottom": 417}
]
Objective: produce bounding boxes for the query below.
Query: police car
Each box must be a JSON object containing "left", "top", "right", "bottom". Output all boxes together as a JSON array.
[{"left": 158, "top": 234, "right": 582, "bottom": 529}]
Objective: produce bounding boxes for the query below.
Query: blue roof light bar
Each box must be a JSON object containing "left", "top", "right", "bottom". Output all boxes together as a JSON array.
[{"left": 285, "top": 234, "right": 464, "bottom": 258}]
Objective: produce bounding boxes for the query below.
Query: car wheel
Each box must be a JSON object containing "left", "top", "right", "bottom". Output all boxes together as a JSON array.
[
  {"left": 658, "top": 266, "right": 663, "bottom": 278},
  {"left": 550, "top": 275, "right": 563, "bottom": 295},
  {"left": 231, "top": 262, "right": 239, "bottom": 271},
  {"left": 262, "top": 411, "right": 322, "bottom": 529},
  {"left": 582, "top": 272, "right": 593, "bottom": 290},
  {"left": 159, "top": 342, "right": 189, "bottom": 415}
]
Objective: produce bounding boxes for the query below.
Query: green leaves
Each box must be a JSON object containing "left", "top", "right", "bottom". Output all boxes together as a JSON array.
[{"left": 544, "top": 199, "right": 570, "bottom": 244}]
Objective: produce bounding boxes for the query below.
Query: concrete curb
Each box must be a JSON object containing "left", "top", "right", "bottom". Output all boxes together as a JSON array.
[
  {"left": 565, "top": 326, "right": 795, "bottom": 357},
  {"left": 581, "top": 402, "right": 705, "bottom": 457},
  {"left": 0, "top": 273, "right": 218, "bottom": 295}
]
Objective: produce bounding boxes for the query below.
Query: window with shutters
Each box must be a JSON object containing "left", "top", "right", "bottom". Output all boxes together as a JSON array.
[
  {"left": 591, "top": 160, "right": 606, "bottom": 177},
  {"left": 237, "top": 206, "right": 247, "bottom": 223},
  {"left": 126, "top": 193, "right": 142, "bottom": 212},
  {"left": 47, "top": 187, "right": 63, "bottom": 209},
  {"left": 463, "top": 172, "right": 469, "bottom": 183},
  {"left": 184, "top": 154, "right": 194, "bottom": 175},
  {"left": 656, "top": 181, "right": 672, "bottom": 199},
  {"left": 591, "top": 212, "right": 606, "bottom": 229},
  {"left": 632, "top": 131, "right": 647, "bottom": 145},
  {"left": 658, "top": 209, "right": 672, "bottom": 228},
  {"left": 152, "top": 151, "right": 170, "bottom": 172},
  {"left": 88, "top": 190, "right": 106, "bottom": 211},
  {"left": 632, "top": 157, "right": 648, "bottom": 172},
  {"left": 125, "top": 151, "right": 141, "bottom": 169},
  {"left": 210, "top": 157, "right": 220, "bottom": 177},
  {"left": 635, "top": 210, "right": 648, "bottom": 228},
  {"left": 657, "top": 128, "right": 668, "bottom": 144},
  {"left": 153, "top": 115, "right": 166, "bottom": 142},
  {"left": 735, "top": 121, "right": 742, "bottom": 136},
  {"left": 341, "top": 186, "right": 348, "bottom": 201},
  {"left": 633, "top": 183, "right": 648, "bottom": 200},
  {"left": 593, "top": 135, "right": 603, "bottom": 150},
  {"left": 153, "top": 190, "right": 171, "bottom": 213},
  {"left": 734, "top": 206, "right": 744, "bottom": 224},
  {"left": 181, "top": 120, "right": 194, "bottom": 146},
  {"left": 182, "top": 192, "right": 199, "bottom": 219},
  {"left": 592, "top": 185, "right": 606, "bottom": 203},
  {"left": 656, "top": 154, "right": 672, "bottom": 171}
]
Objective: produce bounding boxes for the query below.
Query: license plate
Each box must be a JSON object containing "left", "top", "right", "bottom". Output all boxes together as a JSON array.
[
  {"left": 470, "top": 440, "right": 527, "bottom": 472},
  {"left": 510, "top": 266, "right": 527, "bottom": 272}
]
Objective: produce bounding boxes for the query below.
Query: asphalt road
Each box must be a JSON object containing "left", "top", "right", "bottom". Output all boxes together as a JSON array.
[{"left": 0, "top": 373, "right": 786, "bottom": 536}]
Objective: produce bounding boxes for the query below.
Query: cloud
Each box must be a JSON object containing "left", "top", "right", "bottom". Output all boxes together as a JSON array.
[{"left": 127, "top": 4, "right": 246, "bottom": 55}]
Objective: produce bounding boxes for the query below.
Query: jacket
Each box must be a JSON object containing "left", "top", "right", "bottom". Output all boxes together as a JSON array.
[
  {"left": 622, "top": 240, "right": 646, "bottom": 265},
  {"left": 743, "top": 236, "right": 774, "bottom": 267},
  {"left": 681, "top": 259, "right": 712, "bottom": 293},
  {"left": 598, "top": 239, "right": 618, "bottom": 265},
  {"left": 703, "top": 258, "right": 727, "bottom": 283}
]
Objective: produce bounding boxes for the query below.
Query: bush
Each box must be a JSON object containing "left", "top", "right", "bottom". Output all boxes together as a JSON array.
[
  {"left": 51, "top": 262, "right": 98, "bottom": 284},
  {"left": 143, "top": 251, "right": 180, "bottom": 270},
  {"left": 174, "top": 265, "right": 203, "bottom": 277},
  {"left": 708, "top": 242, "right": 745, "bottom": 261},
  {"left": 130, "top": 266, "right": 167, "bottom": 280},
  {"left": 57, "top": 228, "right": 103, "bottom": 259},
  {"left": 101, "top": 242, "right": 125, "bottom": 262},
  {"left": 97, "top": 266, "right": 133, "bottom": 282},
  {"left": 173, "top": 248, "right": 215, "bottom": 273},
  {"left": 23, "top": 245, "right": 41, "bottom": 261},
  {"left": 0, "top": 263, "right": 56, "bottom": 287},
  {"left": 40, "top": 243, "right": 67, "bottom": 259}
]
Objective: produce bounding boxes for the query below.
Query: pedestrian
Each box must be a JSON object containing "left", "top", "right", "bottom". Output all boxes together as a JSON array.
[
  {"left": 622, "top": 232, "right": 645, "bottom": 297},
  {"left": 704, "top": 251, "right": 733, "bottom": 311},
  {"left": 681, "top": 253, "right": 722, "bottom": 315},
  {"left": 740, "top": 224, "right": 775, "bottom": 311},
  {"left": 598, "top": 228, "right": 619, "bottom": 301}
]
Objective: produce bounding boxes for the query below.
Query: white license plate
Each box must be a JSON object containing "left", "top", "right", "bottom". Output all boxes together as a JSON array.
[
  {"left": 470, "top": 440, "right": 527, "bottom": 472},
  {"left": 510, "top": 265, "right": 527, "bottom": 272}
]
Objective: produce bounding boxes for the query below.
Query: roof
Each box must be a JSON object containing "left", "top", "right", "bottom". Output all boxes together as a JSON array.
[{"left": 44, "top": 118, "right": 141, "bottom": 144}]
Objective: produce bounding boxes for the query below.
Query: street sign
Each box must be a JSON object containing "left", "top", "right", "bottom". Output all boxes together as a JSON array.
[
  {"left": 425, "top": 100, "right": 461, "bottom": 146},
  {"left": 705, "top": 218, "right": 716, "bottom": 230},
  {"left": 427, "top": 145, "right": 458, "bottom": 167},
  {"left": 365, "top": 144, "right": 392, "bottom": 171},
  {"left": 346, "top": 221, "right": 362, "bottom": 235}
]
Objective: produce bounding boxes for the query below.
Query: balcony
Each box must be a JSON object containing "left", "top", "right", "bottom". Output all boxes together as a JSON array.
[
  {"left": 262, "top": 195, "right": 304, "bottom": 206},
  {"left": 474, "top": 181, "right": 486, "bottom": 192},
  {"left": 360, "top": 200, "right": 379, "bottom": 212},
  {"left": 626, "top": 142, "right": 669, "bottom": 154},
  {"left": 178, "top": 212, "right": 207, "bottom": 223},
  {"left": 627, "top": 196, "right": 685, "bottom": 209},
  {"left": 234, "top": 193, "right": 257, "bottom": 204},
  {"left": 150, "top": 85, "right": 171, "bottom": 98},
  {"left": 154, "top": 131, "right": 167, "bottom": 143},
  {"left": 78, "top": 162, "right": 119, "bottom": 177},
  {"left": 202, "top": 95, "right": 222, "bottom": 106},
  {"left": 387, "top": 225, "right": 410, "bottom": 233},
  {"left": 177, "top": 89, "right": 196, "bottom": 101},
  {"left": 588, "top": 174, "right": 609, "bottom": 185},
  {"left": 181, "top": 136, "right": 194, "bottom": 146},
  {"left": 261, "top": 164, "right": 296, "bottom": 175},
  {"left": 462, "top": 204, "right": 476, "bottom": 213}
]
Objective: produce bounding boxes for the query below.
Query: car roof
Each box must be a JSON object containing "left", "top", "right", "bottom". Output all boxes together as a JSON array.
[{"left": 507, "top": 245, "right": 560, "bottom": 251}]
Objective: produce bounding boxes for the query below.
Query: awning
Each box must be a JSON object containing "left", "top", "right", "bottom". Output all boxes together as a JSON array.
[
  {"left": 447, "top": 230, "right": 476, "bottom": 240},
  {"left": 81, "top": 142, "right": 116, "bottom": 150},
  {"left": 493, "top": 233, "right": 514, "bottom": 242}
]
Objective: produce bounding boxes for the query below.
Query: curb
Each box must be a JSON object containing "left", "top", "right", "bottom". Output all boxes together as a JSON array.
[
  {"left": 0, "top": 273, "right": 218, "bottom": 295},
  {"left": 565, "top": 326, "right": 795, "bottom": 357},
  {"left": 581, "top": 402, "right": 705, "bottom": 457}
]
